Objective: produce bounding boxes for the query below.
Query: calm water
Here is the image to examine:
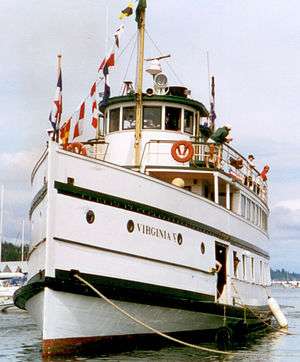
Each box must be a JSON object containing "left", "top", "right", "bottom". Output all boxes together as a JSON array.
[{"left": 1, "top": 288, "right": 299, "bottom": 362}]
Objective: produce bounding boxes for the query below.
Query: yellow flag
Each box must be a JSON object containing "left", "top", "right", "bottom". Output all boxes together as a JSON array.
[{"left": 119, "top": 2, "right": 134, "bottom": 20}]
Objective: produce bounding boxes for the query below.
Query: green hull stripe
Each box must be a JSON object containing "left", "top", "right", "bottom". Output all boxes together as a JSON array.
[
  {"left": 54, "top": 181, "right": 269, "bottom": 258},
  {"left": 14, "top": 269, "right": 268, "bottom": 321}
]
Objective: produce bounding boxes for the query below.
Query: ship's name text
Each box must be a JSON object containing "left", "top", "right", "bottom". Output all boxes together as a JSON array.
[{"left": 127, "top": 220, "right": 183, "bottom": 245}]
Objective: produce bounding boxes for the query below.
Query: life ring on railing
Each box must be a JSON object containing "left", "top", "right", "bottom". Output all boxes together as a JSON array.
[
  {"left": 171, "top": 141, "right": 194, "bottom": 163},
  {"left": 66, "top": 142, "right": 87, "bottom": 156}
]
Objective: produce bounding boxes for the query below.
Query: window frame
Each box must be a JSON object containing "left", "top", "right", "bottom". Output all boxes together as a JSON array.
[{"left": 108, "top": 107, "right": 121, "bottom": 133}]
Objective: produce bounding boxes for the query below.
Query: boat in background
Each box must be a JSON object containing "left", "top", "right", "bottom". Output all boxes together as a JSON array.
[
  {"left": 15, "top": 1, "right": 274, "bottom": 356},
  {"left": 0, "top": 272, "right": 26, "bottom": 311}
]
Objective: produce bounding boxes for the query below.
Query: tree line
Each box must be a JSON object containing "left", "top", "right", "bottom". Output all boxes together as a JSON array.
[
  {"left": 271, "top": 268, "right": 300, "bottom": 281},
  {"left": 1, "top": 241, "right": 29, "bottom": 261}
]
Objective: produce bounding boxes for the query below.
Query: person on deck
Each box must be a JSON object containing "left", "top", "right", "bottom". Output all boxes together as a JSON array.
[
  {"left": 207, "top": 124, "right": 233, "bottom": 168},
  {"left": 245, "top": 154, "right": 256, "bottom": 189}
]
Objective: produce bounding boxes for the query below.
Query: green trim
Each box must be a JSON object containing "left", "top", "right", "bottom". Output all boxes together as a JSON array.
[
  {"left": 54, "top": 181, "right": 269, "bottom": 258},
  {"left": 106, "top": 94, "right": 209, "bottom": 117}
]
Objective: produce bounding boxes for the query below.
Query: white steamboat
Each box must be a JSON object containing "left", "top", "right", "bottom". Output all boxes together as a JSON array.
[{"left": 15, "top": 2, "right": 271, "bottom": 356}]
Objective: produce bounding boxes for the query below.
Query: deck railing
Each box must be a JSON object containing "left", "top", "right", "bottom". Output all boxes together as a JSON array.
[
  {"left": 141, "top": 140, "right": 268, "bottom": 204},
  {"left": 60, "top": 139, "right": 268, "bottom": 204}
]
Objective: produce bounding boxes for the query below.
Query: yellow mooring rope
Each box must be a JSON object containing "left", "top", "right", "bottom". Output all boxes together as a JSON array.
[{"left": 74, "top": 274, "right": 234, "bottom": 355}]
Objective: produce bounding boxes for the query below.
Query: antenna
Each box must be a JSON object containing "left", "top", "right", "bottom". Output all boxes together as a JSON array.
[
  {"left": 21, "top": 220, "right": 25, "bottom": 262},
  {"left": 206, "top": 51, "right": 211, "bottom": 105}
]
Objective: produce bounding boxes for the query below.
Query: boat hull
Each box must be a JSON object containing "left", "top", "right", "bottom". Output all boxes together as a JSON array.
[{"left": 24, "top": 286, "right": 267, "bottom": 356}]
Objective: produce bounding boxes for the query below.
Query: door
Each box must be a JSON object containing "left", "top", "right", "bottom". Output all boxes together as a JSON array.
[{"left": 215, "top": 243, "right": 227, "bottom": 299}]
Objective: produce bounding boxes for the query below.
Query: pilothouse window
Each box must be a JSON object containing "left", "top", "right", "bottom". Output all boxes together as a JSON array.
[
  {"left": 143, "top": 106, "right": 162, "bottom": 129},
  {"left": 165, "top": 107, "right": 181, "bottom": 131},
  {"left": 109, "top": 108, "right": 120, "bottom": 132},
  {"left": 184, "top": 110, "right": 194, "bottom": 133},
  {"left": 122, "top": 107, "right": 136, "bottom": 130}
]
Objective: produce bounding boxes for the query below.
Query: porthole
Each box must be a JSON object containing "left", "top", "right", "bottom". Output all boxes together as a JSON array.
[
  {"left": 127, "top": 220, "right": 135, "bottom": 233},
  {"left": 200, "top": 242, "right": 205, "bottom": 254},
  {"left": 177, "top": 233, "right": 183, "bottom": 245},
  {"left": 86, "top": 210, "right": 95, "bottom": 224}
]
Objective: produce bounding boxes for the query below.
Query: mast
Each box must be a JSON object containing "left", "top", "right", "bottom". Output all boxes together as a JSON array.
[
  {"left": 134, "top": 0, "right": 147, "bottom": 167},
  {"left": 21, "top": 220, "right": 25, "bottom": 262}
]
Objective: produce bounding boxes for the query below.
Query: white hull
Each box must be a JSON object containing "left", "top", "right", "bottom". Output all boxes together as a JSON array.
[{"left": 27, "top": 287, "right": 265, "bottom": 355}]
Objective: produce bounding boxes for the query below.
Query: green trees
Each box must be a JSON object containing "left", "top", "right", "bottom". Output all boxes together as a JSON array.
[{"left": 1, "top": 241, "right": 29, "bottom": 261}]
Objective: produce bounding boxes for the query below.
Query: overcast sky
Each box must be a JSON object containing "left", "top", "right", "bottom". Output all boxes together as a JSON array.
[{"left": 0, "top": 0, "right": 299, "bottom": 270}]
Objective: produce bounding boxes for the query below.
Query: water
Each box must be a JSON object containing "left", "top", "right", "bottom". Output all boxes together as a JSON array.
[{"left": 0, "top": 288, "right": 299, "bottom": 361}]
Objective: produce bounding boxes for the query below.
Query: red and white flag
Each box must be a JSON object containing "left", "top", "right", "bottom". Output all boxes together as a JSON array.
[
  {"left": 49, "top": 66, "right": 62, "bottom": 130},
  {"left": 98, "top": 52, "right": 115, "bottom": 73},
  {"left": 114, "top": 25, "right": 125, "bottom": 48},
  {"left": 73, "top": 102, "right": 85, "bottom": 139},
  {"left": 90, "top": 82, "right": 98, "bottom": 129}
]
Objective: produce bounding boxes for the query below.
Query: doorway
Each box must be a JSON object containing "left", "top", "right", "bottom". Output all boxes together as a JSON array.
[{"left": 215, "top": 243, "right": 227, "bottom": 299}]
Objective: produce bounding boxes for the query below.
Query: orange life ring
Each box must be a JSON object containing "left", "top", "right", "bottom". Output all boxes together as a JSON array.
[
  {"left": 171, "top": 141, "right": 194, "bottom": 163},
  {"left": 66, "top": 142, "right": 87, "bottom": 156}
]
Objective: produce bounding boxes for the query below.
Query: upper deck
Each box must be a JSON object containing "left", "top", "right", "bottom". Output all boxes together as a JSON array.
[{"left": 54, "top": 93, "right": 269, "bottom": 236}]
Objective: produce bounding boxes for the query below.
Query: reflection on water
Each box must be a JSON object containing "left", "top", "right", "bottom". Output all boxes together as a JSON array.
[{"left": 0, "top": 288, "right": 299, "bottom": 362}]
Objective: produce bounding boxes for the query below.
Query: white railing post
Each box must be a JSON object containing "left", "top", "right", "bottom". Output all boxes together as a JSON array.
[
  {"left": 226, "top": 182, "right": 230, "bottom": 210},
  {"left": 214, "top": 172, "right": 219, "bottom": 204}
]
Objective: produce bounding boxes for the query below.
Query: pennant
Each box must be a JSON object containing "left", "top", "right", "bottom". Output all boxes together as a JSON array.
[
  {"left": 114, "top": 25, "right": 125, "bottom": 48},
  {"left": 49, "top": 67, "right": 63, "bottom": 130},
  {"left": 92, "top": 100, "right": 98, "bottom": 129},
  {"left": 100, "top": 81, "right": 111, "bottom": 109},
  {"left": 98, "top": 53, "right": 115, "bottom": 74},
  {"left": 106, "top": 53, "right": 115, "bottom": 67},
  {"left": 60, "top": 117, "right": 71, "bottom": 144},
  {"left": 98, "top": 57, "right": 106, "bottom": 72},
  {"left": 90, "top": 82, "right": 98, "bottom": 129},
  {"left": 210, "top": 102, "right": 216, "bottom": 123},
  {"left": 90, "top": 82, "right": 96, "bottom": 97},
  {"left": 73, "top": 102, "right": 85, "bottom": 139},
  {"left": 119, "top": 2, "right": 133, "bottom": 20}
]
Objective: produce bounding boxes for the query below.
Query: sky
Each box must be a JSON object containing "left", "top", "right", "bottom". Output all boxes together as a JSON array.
[{"left": 0, "top": 0, "right": 299, "bottom": 270}]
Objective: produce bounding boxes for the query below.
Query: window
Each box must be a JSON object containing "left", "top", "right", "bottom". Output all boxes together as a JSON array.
[
  {"left": 262, "top": 211, "right": 268, "bottom": 231},
  {"left": 246, "top": 198, "right": 251, "bottom": 221},
  {"left": 260, "top": 260, "right": 263, "bottom": 284},
  {"left": 241, "top": 195, "right": 246, "bottom": 217},
  {"left": 233, "top": 251, "right": 239, "bottom": 277},
  {"left": 242, "top": 254, "right": 246, "bottom": 279},
  {"left": 122, "top": 107, "right": 136, "bottom": 130},
  {"left": 165, "top": 107, "right": 181, "bottom": 131},
  {"left": 184, "top": 110, "right": 194, "bottom": 133},
  {"left": 254, "top": 205, "right": 258, "bottom": 225},
  {"left": 258, "top": 207, "right": 261, "bottom": 227},
  {"left": 251, "top": 201, "right": 255, "bottom": 223},
  {"left": 143, "top": 106, "right": 161, "bottom": 129},
  {"left": 109, "top": 108, "right": 120, "bottom": 132},
  {"left": 251, "top": 256, "right": 254, "bottom": 280}
]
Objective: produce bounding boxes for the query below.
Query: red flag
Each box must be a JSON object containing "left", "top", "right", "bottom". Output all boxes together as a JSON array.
[
  {"left": 106, "top": 53, "right": 115, "bottom": 67},
  {"left": 92, "top": 100, "right": 98, "bottom": 129},
  {"left": 60, "top": 117, "right": 71, "bottom": 144},
  {"left": 79, "top": 102, "right": 85, "bottom": 119},
  {"left": 98, "top": 58, "right": 106, "bottom": 72},
  {"left": 98, "top": 53, "right": 115, "bottom": 73}
]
